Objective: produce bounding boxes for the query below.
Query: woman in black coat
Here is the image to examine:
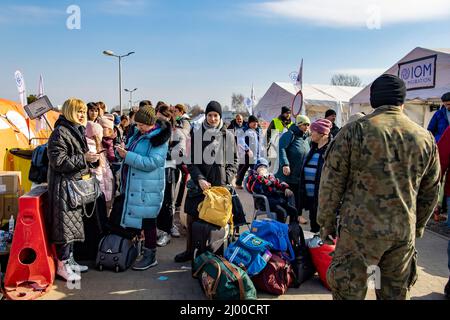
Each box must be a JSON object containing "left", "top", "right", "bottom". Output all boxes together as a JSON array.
[
  {"left": 174, "top": 101, "right": 238, "bottom": 262},
  {"left": 47, "top": 98, "right": 100, "bottom": 282}
]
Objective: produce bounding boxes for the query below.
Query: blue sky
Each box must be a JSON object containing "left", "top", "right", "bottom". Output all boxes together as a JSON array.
[{"left": 1, "top": 0, "right": 449, "bottom": 110}]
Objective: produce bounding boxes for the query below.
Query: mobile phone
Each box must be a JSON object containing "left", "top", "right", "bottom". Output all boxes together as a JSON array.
[{"left": 97, "top": 149, "right": 107, "bottom": 154}]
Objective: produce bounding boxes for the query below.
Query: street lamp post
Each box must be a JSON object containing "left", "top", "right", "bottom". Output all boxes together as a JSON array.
[
  {"left": 125, "top": 88, "right": 138, "bottom": 110},
  {"left": 103, "top": 50, "right": 135, "bottom": 115}
]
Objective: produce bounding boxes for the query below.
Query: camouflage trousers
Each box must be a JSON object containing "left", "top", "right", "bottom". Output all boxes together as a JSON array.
[{"left": 327, "top": 229, "right": 418, "bottom": 300}]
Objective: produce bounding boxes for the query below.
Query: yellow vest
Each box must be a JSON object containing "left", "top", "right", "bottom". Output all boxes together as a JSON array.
[{"left": 273, "top": 117, "right": 293, "bottom": 132}]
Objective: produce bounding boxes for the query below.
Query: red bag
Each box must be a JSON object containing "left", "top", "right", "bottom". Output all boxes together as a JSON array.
[
  {"left": 251, "top": 252, "right": 295, "bottom": 295},
  {"left": 309, "top": 243, "right": 336, "bottom": 290}
]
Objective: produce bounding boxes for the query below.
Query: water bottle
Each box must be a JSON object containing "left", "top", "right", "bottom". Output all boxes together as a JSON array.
[{"left": 9, "top": 216, "right": 15, "bottom": 236}]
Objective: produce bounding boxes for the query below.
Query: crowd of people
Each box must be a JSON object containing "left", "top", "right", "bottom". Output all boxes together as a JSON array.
[{"left": 44, "top": 73, "right": 449, "bottom": 299}]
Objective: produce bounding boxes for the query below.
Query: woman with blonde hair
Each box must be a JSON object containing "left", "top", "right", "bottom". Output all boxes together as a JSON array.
[{"left": 47, "top": 98, "right": 100, "bottom": 282}]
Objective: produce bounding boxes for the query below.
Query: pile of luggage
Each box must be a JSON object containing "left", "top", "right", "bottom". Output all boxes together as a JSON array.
[
  {"left": 89, "top": 185, "right": 338, "bottom": 300},
  {"left": 189, "top": 186, "right": 338, "bottom": 300}
]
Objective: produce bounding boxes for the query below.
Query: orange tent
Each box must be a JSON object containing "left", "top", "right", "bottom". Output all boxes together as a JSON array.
[{"left": 0, "top": 98, "right": 59, "bottom": 190}]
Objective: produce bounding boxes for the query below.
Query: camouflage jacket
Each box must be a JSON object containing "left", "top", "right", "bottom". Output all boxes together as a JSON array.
[{"left": 318, "top": 105, "right": 440, "bottom": 241}]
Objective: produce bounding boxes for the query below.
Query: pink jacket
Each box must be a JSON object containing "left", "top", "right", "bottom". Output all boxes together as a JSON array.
[{"left": 87, "top": 137, "right": 115, "bottom": 202}]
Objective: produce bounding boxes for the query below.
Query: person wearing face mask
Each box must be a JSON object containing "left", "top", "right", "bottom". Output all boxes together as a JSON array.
[
  {"left": 174, "top": 100, "right": 238, "bottom": 263},
  {"left": 47, "top": 98, "right": 100, "bottom": 282}
]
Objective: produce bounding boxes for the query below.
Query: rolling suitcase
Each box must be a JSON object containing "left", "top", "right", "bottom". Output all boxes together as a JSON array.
[{"left": 191, "top": 220, "right": 230, "bottom": 257}]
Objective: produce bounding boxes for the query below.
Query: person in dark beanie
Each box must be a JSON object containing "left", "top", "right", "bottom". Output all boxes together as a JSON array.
[
  {"left": 175, "top": 100, "right": 238, "bottom": 263},
  {"left": 325, "top": 109, "right": 340, "bottom": 138},
  {"left": 235, "top": 115, "right": 263, "bottom": 188},
  {"left": 125, "top": 100, "right": 153, "bottom": 144},
  {"left": 115, "top": 105, "right": 171, "bottom": 271},
  {"left": 266, "top": 106, "right": 294, "bottom": 147},
  {"left": 428, "top": 92, "right": 450, "bottom": 142},
  {"left": 318, "top": 74, "right": 440, "bottom": 300}
]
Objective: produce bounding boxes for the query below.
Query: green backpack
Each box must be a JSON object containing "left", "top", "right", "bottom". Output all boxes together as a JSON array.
[{"left": 192, "top": 251, "right": 257, "bottom": 300}]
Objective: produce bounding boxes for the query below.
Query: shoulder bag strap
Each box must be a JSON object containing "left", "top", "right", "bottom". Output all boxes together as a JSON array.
[{"left": 219, "top": 257, "right": 245, "bottom": 300}]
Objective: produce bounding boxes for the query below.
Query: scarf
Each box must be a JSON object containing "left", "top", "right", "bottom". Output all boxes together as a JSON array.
[{"left": 202, "top": 119, "right": 224, "bottom": 131}]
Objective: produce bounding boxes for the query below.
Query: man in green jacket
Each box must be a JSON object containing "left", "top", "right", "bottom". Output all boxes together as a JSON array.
[{"left": 318, "top": 74, "right": 440, "bottom": 300}]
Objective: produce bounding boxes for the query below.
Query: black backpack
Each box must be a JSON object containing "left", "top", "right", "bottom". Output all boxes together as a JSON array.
[
  {"left": 288, "top": 222, "right": 316, "bottom": 287},
  {"left": 28, "top": 144, "right": 49, "bottom": 184},
  {"left": 95, "top": 234, "right": 138, "bottom": 272}
]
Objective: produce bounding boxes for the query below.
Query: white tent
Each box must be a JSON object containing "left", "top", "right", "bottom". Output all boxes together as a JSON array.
[
  {"left": 254, "top": 82, "right": 363, "bottom": 126},
  {"left": 350, "top": 47, "right": 450, "bottom": 128}
]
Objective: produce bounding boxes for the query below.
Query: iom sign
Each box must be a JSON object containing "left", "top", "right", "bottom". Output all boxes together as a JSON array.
[{"left": 398, "top": 55, "right": 437, "bottom": 91}]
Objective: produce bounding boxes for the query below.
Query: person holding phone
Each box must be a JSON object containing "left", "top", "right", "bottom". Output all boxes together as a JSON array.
[
  {"left": 47, "top": 98, "right": 100, "bottom": 282},
  {"left": 116, "top": 105, "right": 171, "bottom": 270}
]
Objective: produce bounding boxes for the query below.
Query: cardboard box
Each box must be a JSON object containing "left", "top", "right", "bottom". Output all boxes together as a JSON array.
[
  {"left": 0, "top": 194, "right": 19, "bottom": 222},
  {"left": 0, "top": 171, "right": 21, "bottom": 195}
]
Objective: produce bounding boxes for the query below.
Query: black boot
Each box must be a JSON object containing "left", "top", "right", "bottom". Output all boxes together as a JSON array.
[{"left": 174, "top": 251, "right": 192, "bottom": 263}]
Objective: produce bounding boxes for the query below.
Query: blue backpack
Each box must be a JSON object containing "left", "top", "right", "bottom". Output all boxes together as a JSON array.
[
  {"left": 250, "top": 219, "right": 295, "bottom": 262},
  {"left": 28, "top": 143, "right": 49, "bottom": 184},
  {"left": 224, "top": 231, "right": 272, "bottom": 276}
]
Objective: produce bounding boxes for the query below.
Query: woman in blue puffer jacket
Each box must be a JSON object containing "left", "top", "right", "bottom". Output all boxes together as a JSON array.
[{"left": 116, "top": 105, "right": 171, "bottom": 271}]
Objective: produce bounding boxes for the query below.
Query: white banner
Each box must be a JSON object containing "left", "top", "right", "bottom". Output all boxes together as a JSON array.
[
  {"left": 14, "top": 70, "right": 27, "bottom": 109},
  {"left": 398, "top": 55, "right": 437, "bottom": 91}
]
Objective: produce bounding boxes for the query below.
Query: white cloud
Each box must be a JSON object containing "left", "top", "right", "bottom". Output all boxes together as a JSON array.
[
  {"left": 99, "top": 0, "right": 149, "bottom": 15},
  {"left": 0, "top": 5, "right": 63, "bottom": 24},
  {"left": 250, "top": 0, "right": 450, "bottom": 28}
]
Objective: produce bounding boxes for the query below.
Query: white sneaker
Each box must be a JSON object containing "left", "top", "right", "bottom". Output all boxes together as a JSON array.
[
  {"left": 171, "top": 225, "right": 181, "bottom": 238},
  {"left": 69, "top": 253, "right": 89, "bottom": 273},
  {"left": 57, "top": 259, "right": 82, "bottom": 282},
  {"left": 157, "top": 232, "right": 171, "bottom": 247},
  {"left": 157, "top": 229, "right": 164, "bottom": 238}
]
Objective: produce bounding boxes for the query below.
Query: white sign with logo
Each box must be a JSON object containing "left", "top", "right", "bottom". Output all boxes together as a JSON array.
[{"left": 398, "top": 55, "right": 437, "bottom": 91}]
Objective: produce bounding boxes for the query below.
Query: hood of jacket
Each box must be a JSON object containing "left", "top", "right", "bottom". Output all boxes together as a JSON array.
[{"left": 149, "top": 119, "right": 172, "bottom": 147}]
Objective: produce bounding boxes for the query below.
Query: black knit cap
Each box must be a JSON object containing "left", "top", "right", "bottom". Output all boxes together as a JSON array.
[
  {"left": 325, "top": 109, "right": 336, "bottom": 118},
  {"left": 134, "top": 106, "right": 156, "bottom": 126},
  {"left": 205, "top": 101, "right": 222, "bottom": 118},
  {"left": 370, "top": 74, "right": 406, "bottom": 109},
  {"left": 281, "top": 106, "right": 291, "bottom": 114},
  {"left": 248, "top": 115, "right": 259, "bottom": 124},
  {"left": 441, "top": 92, "right": 450, "bottom": 102}
]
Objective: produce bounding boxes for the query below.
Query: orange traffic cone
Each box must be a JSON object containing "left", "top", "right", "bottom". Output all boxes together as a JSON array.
[{"left": 4, "top": 187, "right": 55, "bottom": 300}]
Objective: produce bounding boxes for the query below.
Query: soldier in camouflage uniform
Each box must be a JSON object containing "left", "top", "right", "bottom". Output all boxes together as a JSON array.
[{"left": 317, "top": 74, "right": 441, "bottom": 300}]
